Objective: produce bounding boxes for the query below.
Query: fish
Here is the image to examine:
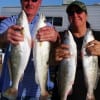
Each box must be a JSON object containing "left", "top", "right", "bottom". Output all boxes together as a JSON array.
[
  {"left": 3, "top": 10, "right": 31, "bottom": 100},
  {"left": 57, "top": 30, "right": 77, "bottom": 100},
  {"left": 33, "top": 14, "right": 50, "bottom": 97},
  {"left": 81, "top": 30, "right": 99, "bottom": 100}
]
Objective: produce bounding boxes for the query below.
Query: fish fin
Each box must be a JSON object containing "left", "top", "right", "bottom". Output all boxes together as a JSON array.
[
  {"left": 35, "top": 72, "right": 39, "bottom": 84},
  {"left": 94, "top": 68, "right": 100, "bottom": 89},
  {"left": 19, "top": 74, "right": 24, "bottom": 81},
  {"left": 8, "top": 59, "right": 12, "bottom": 81},
  {"left": 68, "top": 88, "right": 73, "bottom": 95},
  {"left": 26, "top": 36, "right": 32, "bottom": 48}
]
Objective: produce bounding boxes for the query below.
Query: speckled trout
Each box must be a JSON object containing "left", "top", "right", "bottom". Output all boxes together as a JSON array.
[
  {"left": 82, "top": 30, "right": 99, "bottom": 100},
  {"left": 57, "top": 30, "right": 77, "bottom": 100},
  {"left": 3, "top": 10, "right": 31, "bottom": 99},
  {"left": 33, "top": 14, "right": 50, "bottom": 96}
]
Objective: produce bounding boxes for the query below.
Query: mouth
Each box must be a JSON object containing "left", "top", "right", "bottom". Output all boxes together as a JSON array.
[{"left": 26, "top": 6, "right": 34, "bottom": 9}]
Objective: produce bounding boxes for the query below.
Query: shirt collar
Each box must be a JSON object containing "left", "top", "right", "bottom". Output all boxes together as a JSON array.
[{"left": 29, "top": 14, "right": 39, "bottom": 24}]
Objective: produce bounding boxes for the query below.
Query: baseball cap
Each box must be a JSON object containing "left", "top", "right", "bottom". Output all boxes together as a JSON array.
[{"left": 66, "top": 1, "right": 87, "bottom": 14}]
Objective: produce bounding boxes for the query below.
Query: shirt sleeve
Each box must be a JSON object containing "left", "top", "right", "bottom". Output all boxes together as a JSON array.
[{"left": 0, "top": 16, "right": 18, "bottom": 34}]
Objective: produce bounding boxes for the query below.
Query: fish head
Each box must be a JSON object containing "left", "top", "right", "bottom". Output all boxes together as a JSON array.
[{"left": 38, "top": 13, "right": 47, "bottom": 29}]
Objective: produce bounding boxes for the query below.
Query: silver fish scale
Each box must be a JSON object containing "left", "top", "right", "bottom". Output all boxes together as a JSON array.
[
  {"left": 33, "top": 14, "right": 50, "bottom": 96},
  {"left": 3, "top": 10, "right": 31, "bottom": 100},
  {"left": 82, "top": 30, "right": 99, "bottom": 100},
  {"left": 58, "top": 30, "right": 77, "bottom": 100}
]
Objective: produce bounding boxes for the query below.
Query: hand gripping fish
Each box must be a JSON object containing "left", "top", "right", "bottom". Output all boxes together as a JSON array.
[
  {"left": 57, "top": 30, "right": 77, "bottom": 100},
  {"left": 82, "top": 30, "right": 99, "bottom": 100},
  {"left": 33, "top": 14, "right": 50, "bottom": 97},
  {"left": 3, "top": 10, "right": 31, "bottom": 99}
]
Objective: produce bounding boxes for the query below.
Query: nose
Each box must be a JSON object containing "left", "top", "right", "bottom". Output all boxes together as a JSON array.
[
  {"left": 27, "top": 0, "right": 34, "bottom": 5},
  {"left": 72, "top": 12, "right": 78, "bottom": 17},
  {"left": 29, "top": 0, "right": 32, "bottom": 3}
]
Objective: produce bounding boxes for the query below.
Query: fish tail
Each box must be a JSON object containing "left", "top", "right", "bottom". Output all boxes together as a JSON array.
[
  {"left": 86, "top": 93, "right": 95, "bottom": 100},
  {"left": 39, "top": 92, "right": 50, "bottom": 100},
  {"left": 2, "top": 87, "right": 17, "bottom": 100},
  {"left": 40, "top": 87, "right": 49, "bottom": 96},
  {"left": 63, "top": 88, "right": 72, "bottom": 100},
  {"left": 60, "top": 94, "right": 68, "bottom": 100}
]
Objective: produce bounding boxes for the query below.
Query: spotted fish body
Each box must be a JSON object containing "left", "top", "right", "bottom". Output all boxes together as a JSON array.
[
  {"left": 3, "top": 10, "right": 31, "bottom": 99},
  {"left": 33, "top": 14, "right": 50, "bottom": 96},
  {"left": 58, "top": 30, "right": 77, "bottom": 100},
  {"left": 82, "top": 30, "right": 99, "bottom": 100}
]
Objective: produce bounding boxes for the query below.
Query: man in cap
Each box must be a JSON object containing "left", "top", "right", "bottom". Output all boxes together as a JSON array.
[{"left": 0, "top": 0, "right": 59, "bottom": 100}]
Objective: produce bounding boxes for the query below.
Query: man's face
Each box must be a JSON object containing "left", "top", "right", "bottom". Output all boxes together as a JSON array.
[{"left": 21, "top": 0, "right": 41, "bottom": 17}]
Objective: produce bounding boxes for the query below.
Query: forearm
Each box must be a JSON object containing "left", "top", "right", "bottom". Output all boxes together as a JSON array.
[
  {"left": 49, "top": 37, "right": 61, "bottom": 66},
  {"left": 0, "top": 32, "right": 8, "bottom": 49}
]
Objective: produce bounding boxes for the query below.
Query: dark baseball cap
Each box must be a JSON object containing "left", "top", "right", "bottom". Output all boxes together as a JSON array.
[{"left": 66, "top": 1, "right": 87, "bottom": 14}]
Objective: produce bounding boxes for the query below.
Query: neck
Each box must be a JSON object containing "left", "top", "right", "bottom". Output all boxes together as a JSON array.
[
  {"left": 27, "top": 14, "right": 35, "bottom": 23},
  {"left": 72, "top": 25, "right": 87, "bottom": 38}
]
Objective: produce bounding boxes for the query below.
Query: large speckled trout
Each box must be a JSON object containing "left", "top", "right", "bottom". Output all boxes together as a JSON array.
[
  {"left": 33, "top": 14, "right": 50, "bottom": 96},
  {"left": 57, "top": 30, "right": 77, "bottom": 100},
  {"left": 82, "top": 30, "right": 99, "bottom": 100},
  {"left": 3, "top": 10, "right": 31, "bottom": 99}
]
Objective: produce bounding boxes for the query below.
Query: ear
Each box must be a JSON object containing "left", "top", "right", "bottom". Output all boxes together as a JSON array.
[{"left": 39, "top": 0, "right": 42, "bottom": 6}]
